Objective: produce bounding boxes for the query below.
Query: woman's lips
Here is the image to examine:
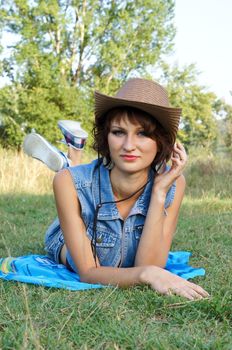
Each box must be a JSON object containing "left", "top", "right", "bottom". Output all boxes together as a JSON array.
[{"left": 120, "top": 155, "right": 139, "bottom": 161}]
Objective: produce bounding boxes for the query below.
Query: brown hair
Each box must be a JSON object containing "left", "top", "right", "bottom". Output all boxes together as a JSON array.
[{"left": 92, "top": 107, "right": 174, "bottom": 170}]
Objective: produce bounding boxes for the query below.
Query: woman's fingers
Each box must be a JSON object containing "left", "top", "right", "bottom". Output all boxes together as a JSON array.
[
  {"left": 170, "top": 143, "right": 188, "bottom": 173},
  {"left": 150, "top": 268, "right": 210, "bottom": 301},
  {"left": 153, "top": 143, "right": 187, "bottom": 192},
  {"left": 188, "top": 282, "right": 210, "bottom": 298},
  {"left": 172, "top": 143, "right": 187, "bottom": 162},
  {"left": 165, "top": 283, "right": 209, "bottom": 300},
  {"left": 165, "top": 286, "right": 205, "bottom": 300}
]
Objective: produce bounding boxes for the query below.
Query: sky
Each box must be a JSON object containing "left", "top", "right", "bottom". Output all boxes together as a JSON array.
[{"left": 173, "top": 0, "right": 232, "bottom": 105}]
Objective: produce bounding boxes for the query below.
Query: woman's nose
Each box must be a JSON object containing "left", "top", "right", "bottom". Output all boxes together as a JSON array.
[{"left": 123, "top": 135, "right": 136, "bottom": 151}]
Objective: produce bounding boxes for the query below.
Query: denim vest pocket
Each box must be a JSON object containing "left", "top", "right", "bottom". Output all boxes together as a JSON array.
[
  {"left": 86, "top": 223, "right": 117, "bottom": 263},
  {"left": 44, "top": 224, "right": 64, "bottom": 262},
  {"left": 133, "top": 225, "right": 144, "bottom": 240},
  {"left": 45, "top": 219, "right": 60, "bottom": 245}
]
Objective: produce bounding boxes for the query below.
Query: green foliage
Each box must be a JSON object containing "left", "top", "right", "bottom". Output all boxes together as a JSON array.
[
  {"left": 0, "top": 0, "right": 176, "bottom": 148},
  {"left": 159, "top": 63, "right": 218, "bottom": 147},
  {"left": 213, "top": 98, "right": 232, "bottom": 148},
  {"left": 0, "top": 115, "right": 24, "bottom": 149},
  {"left": 0, "top": 85, "right": 25, "bottom": 149}
]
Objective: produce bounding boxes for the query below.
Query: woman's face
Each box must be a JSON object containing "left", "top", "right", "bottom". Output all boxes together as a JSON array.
[{"left": 107, "top": 116, "right": 158, "bottom": 175}]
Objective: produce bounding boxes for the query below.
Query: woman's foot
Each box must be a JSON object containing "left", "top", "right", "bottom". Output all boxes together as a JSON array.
[
  {"left": 23, "top": 133, "right": 69, "bottom": 172},
  {"left": 23, "top": 121, "right": 88, "bottom": 171},
  {"left": 58, "top": 120, "right": 88, "bottom": 150}
]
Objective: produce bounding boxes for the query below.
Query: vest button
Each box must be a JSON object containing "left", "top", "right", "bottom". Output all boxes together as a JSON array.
[{"left": 96, "top": 237, "right": 102, "bottom": 243}]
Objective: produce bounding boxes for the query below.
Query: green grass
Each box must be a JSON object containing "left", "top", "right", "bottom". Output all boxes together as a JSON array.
[{"left": 0, "top": 151, "right": 232, "bottom": 349}]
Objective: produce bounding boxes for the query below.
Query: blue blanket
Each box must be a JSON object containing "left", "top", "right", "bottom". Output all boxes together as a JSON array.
[{"left": 0, "top": 252, "right": 205, "bottom": 291}]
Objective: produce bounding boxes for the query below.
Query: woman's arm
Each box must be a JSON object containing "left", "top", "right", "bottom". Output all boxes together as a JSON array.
[
  {"left": 53, "top": 169, "right": 100, "bottom": 273},
  {"left": 53, "top": 167, "right": 208, "bottom": 300},
  {"left": 135, "top": 143, "right": 187, "bottom": 268}
]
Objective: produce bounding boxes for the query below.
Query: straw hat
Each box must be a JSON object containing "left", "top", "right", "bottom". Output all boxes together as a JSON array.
[{"left": 94, "top": 78, "right": 181, "bottom": 144}]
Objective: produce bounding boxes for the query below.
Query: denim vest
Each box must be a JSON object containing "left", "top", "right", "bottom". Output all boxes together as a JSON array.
[
  {"left": 45, "top": 159, "right": 176, "bottom": 272},
  {"left": 58, "top": 159, "right": 176, "bottom": 271}
]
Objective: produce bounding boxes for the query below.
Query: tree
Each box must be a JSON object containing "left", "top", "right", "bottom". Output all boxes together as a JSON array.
[
  {"left": 158, "top": 63, "right": 218, "bottom": 148},
  {"left": 0, "top": 0, "right": 176, "bottom": 148},
  {"left": 213, "top": 97, "right": 232, "bottom": 149}
]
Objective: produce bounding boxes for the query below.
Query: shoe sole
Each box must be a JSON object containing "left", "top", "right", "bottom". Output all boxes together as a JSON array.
[{"left": 23, "top": 133, "right": 64, "bottom": 172}]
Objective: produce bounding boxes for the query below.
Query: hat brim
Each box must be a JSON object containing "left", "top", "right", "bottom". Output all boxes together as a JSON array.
[{"left": 94, "top": 91, "right": 182, "bottom": 144}]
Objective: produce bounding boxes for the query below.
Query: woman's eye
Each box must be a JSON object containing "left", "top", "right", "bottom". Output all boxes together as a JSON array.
[
  {"left": 138, "top": 130, "right": 147, "bottom": 137},
  {"left": 111, "top": 130, "right": 125, "bottom": 136}
]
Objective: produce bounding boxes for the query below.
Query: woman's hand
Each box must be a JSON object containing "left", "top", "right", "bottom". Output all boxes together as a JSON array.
[
  {"left": 154, "top": 143, "right": 187, "bottom": 197},
  {"left": 140, "top": 266, "right": 209, "bottom": 300}
]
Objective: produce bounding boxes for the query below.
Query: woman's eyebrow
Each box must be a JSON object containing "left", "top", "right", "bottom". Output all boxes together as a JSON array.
[
  {"left": 110, "top": 124, "right": 144, "bottom": 130},
  {"left": 110, "top": 125, "right": 126, "bottom": 131},
  {"left": 111, "top": 124, "right": 124, "bottom": 128}
]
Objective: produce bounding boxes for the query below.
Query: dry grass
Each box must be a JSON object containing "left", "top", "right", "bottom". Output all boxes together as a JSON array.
[
  {"left": 1, "top": 146, "right": 231, "bottom": 197},
  {"left": 184, "top": 147, "right": 232, "bottom": 199},
  {"left": 0, "top": 148, "right": 54, "bottom": 194},
  {"left": 0, "top": 148, "right": 94, "bottom": 194}
]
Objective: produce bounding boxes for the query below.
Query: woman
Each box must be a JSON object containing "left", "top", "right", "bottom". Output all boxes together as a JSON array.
[{"left": 25, "top": 78, "right": 209, "bottom": 299}]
